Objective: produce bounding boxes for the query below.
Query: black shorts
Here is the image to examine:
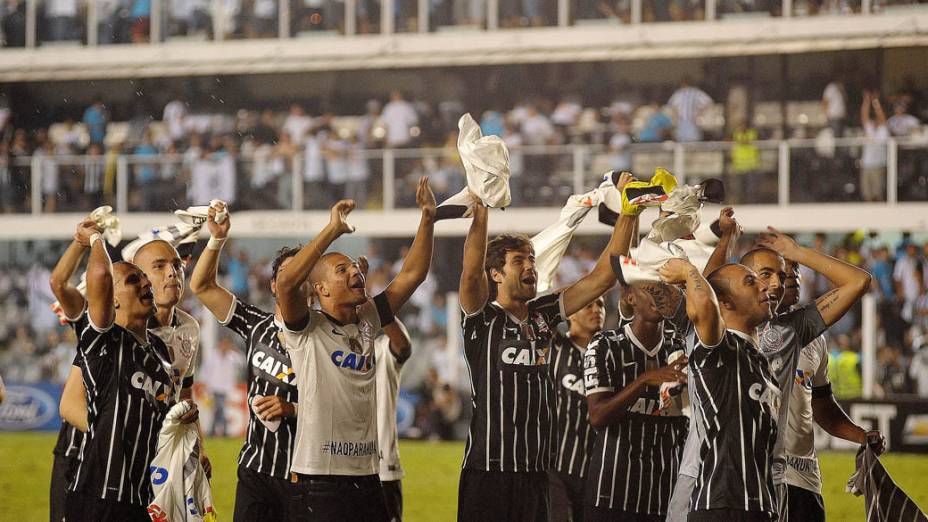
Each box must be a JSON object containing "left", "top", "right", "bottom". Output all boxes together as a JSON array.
[
  {"left": 784, "top": 484, "right": 825, "bottom": 522},
  {"left": 233, "top": 465, "right": 297, "bottom": 521},
  {"left": 548, "top": 470, "right": 585, "bottom": 522},
  {"left": 458, "top": 468, "right": 549, "bottom": 522},
  {"left": 688, "top": 509, "right": 775, "bottom": 522},
  {"left": 64, "top": 491, "right": 149, "bottom": 522},
  {"left": 382, "top": 479, "right": 403, "bottom": 521},
  {"left": 286, "top": 473, "right": 389, "bottom": 522},
  {"left": 50, "top": 453, "right": 77, "bottom": 522}
]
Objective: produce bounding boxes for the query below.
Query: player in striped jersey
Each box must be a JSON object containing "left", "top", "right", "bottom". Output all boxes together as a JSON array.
[
  {"left": 775, "top": 261, "right": 883, "bottom": 522},
  {"left": 548, "top": 297, "right": 606, "bottom": 522},
  {"left": 276, "top": 180, "right": 435, "bottom": 521},
  {"left": 63, "top": 228, "right": 200, "bottom": 521},
  {"left": 457, "top": 173, "right": 636, "bottom": 522},
  {"left": 49, "top": 218, "right": 205, "bottom": 520},
  {"left": 658, "top": 258, "right": 781, "bottom": 521},
  {"left": 583, "top": 283, "right": 688, "bottom": 521},
  {"left": 189, "top": 202, "right": 301, "bottom": 521}
]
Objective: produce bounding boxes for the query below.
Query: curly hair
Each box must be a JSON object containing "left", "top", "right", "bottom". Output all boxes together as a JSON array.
[
  {"left": 485, "top": 234, "right": 534, "bottom": 299},
  {"left": 271, "top": 245, "right": 302, "bottom": 282}
]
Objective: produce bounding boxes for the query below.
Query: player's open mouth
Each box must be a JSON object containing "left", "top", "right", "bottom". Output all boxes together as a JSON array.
[
  {"left": 522, "top": 275, "right": 537, "bottom": 285},
  {"left": 140, "top": 288, "right": 154, "bottom": 301},
  {"left": 350, "top": 279, "right": 365, "bottom": 289}
]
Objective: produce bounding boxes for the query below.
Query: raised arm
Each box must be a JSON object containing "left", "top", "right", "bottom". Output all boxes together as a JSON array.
[
  {"left": 383, "top": 177, "right": 436, "bottom": 312},
  {"left": 561, "top": 173, "right": 636, "bottom": 316},
  {"left": 86, "top": 232, "right": 115, "bottom": 330},
  {"left": 50, "top": 220, "right": 100, "bottom": 319},
  {"left": 277, "top": 199, "right": 356, "bottom": 329},
  {"left": 383, "top": 318, "right": 412, "bottom": 364},
  {"left": 872, "top": 94, "right": 887, "bottom": 126},
  {"left": 190, "top": 202, "right": 235, "bottom": 321},
  {"left": 660, "top": 258, "right": 724, "bottom": 346},
  {"left": 459, "top": 195, "right": 489, "bottom": 315},
  {"left": 703, "top": 206, "right": 741, "bottom": 277},
  {"left": 758, "top": 227, "right": 871, "bottom": 326},
  {"left": 860, "top": 91, "right": 872, "bottom": 128}
]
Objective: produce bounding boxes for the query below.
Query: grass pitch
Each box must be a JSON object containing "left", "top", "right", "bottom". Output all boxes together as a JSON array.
[{"left": 2, "top": 432, "right": 926, "bottom": 521}]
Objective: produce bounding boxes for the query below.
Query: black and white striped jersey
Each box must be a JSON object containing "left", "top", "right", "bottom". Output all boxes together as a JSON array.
[
  {"left": 689, "top": 329, "right": 780, "bottom": 516},
  {"left": 70, "top": 319, "right": 177, "bottom": 506},
  {"left": 583, "top": 323, "right": 688, "bottom": 514},
  {"left": 548, "top": 332, "right": 594, "bottom": 478},
  {"left": 461, "top": 291, "right": 566, "bottom": 472},
  {"left": 53, "top": 313, "right": 90, "bottom": 459},
  {"left": 221, "top": 298, "right": 298, "bottom": 480}
]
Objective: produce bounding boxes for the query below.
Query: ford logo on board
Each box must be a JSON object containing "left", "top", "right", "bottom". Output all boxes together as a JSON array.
[{"left": 0, "top": 385, "right": 57, "bottom": 431}]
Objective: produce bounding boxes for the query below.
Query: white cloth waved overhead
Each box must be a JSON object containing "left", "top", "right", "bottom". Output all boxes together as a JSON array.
[
  {"left": 531, "top": 174, "right": 618, "bottom": 293},
  {"left": 147, "top": 401, "right": 218, "bottom": 522},
  {"left": 435, "top": 113, "right": 512, "bottom": 220}
]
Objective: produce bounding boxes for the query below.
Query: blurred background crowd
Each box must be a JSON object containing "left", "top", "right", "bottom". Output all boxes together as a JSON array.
[{"left": 2, "top": 227, "right": 927, "bottom": 438}]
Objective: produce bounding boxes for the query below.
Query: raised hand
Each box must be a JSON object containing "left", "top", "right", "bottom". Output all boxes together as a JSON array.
[
  {"left": 416, "top": 176, "right": 437, "bottom": 220},
  {"left": 74, "top": 218, "right": 103, "bottom": 247},
  {"left": 757, "top": 226, "right": 800, "bottom": 260},
  {"left": 615, "top": 171, "right": 636, "bottom": 193},
  {"left": 329, "top": 199, "right": 357, "bottom": 235},
  {"left": 658, "top": 258, "right": 696, "bottom": 285},
  {"left": 357, "top": 255, "right": 370, "bottom": 277},
  {"left": 718, "top": 207, "right": 742, "bottom": 238},
  {"left": 207, "top": 201, "right": 230, "bottom": 239}
]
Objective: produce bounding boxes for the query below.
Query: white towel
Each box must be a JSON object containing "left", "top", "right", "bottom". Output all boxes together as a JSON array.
[
  {"left": 530, "top": 174, "right": 622, "bottom": 292},
  {"left": 147, "top": 401, "right": 217, "bottom": 522},
  {"left": 435, "top": 113, "right": 511, "bottom": 220}
]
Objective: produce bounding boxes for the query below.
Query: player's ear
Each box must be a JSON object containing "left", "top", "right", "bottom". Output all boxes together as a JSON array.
[{"left": 490, "top": 267, "right": 505, "bottom": 285}]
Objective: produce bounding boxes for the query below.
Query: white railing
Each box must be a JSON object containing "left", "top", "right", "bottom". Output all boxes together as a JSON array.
[
  {"left": 4, "top": 136, "right": 927, "bottom": 217},
  {"left": 2, "top": 0, "right": 912, "bottom": 50}
]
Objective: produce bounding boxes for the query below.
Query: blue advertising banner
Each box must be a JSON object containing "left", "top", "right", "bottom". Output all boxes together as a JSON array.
[{"left": 0, "top": 382, "right": 63, "bottom": 432}]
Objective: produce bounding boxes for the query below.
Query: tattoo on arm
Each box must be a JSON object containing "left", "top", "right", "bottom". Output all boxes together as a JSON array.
[
  {"left": 818, "top": 288, "right": 840, "bottom": 312},
  {"left": 688, "top": 269, "right": 704, "bottom": 290}
]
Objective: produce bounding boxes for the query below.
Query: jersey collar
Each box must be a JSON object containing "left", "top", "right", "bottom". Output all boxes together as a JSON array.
[
  {"left": 624, "top": 323, "right": 663, "bottom": 357},
  {"left": 728, "top": 328, "right": 759, "bottom": 349}
]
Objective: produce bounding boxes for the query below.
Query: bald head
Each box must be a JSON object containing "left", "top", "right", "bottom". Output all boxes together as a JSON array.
[
  {"left": 132, "top": 239, "right": 179, "bottom": 265},
  {"left": 309, "top": 252, "right": 349, "bottom": 286},
  {"left": 740, "top": 247, "right": 783, "bottom": 271},
  {"left": 706, "top": 263, "right": 740, "bottom": 302}
]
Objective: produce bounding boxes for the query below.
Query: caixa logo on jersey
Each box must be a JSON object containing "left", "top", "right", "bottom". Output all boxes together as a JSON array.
[
  {"left": 500, "top": 340, "right": 549, "bottom": 369},
  {"left": 0, "top": 384, "right": 58, "bottom": 431},
  {"left": 132, "top": 372, "right": 172, "bottom": 404}
]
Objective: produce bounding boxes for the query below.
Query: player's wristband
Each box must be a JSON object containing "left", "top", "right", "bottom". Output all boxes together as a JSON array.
[
  {"left": 811, "top": 383, "right": 832, "bottom": 399},
  {"left": 89, "top": 233, "right": 103, "bottom": 247},
  {"left": 373, "top": 292, "right": 395, "bottom": 327},
  {"left": 206, "top": 236, "right": 227, "bottom": 251}
]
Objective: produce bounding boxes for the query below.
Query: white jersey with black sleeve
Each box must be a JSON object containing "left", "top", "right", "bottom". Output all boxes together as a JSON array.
[{"left": 281, "top": 300, "right": 383, "bottom": 476}]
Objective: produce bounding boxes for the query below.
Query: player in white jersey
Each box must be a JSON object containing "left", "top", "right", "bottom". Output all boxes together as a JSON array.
[
  {"left": 277, "top": 178, "right": 436, "bottom": 521},
  {"left": 776, "top": 261, "right": 884, "bottom": 522},
  {"left": 374, "top": 319, "right": 413, "bottom": 522}
]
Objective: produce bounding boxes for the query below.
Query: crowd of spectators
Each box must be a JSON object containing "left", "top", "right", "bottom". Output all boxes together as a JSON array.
[
  {"left": 2, "top": 78, "right": 927, "bottom": 215},
  {"left": 2, "top": 0, "right": 913, "bottom": 46}
]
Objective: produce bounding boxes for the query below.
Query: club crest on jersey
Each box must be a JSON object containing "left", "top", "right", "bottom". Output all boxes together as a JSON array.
[
  {"left": 131, "top": 371, "right": 172, "bottom": 403},
  {"left": 760, "top": 325, "right": 783, "bottom": 353},
  {"left": 178, "top": 335, "right": 194, "bottom": 358},
  {"left": 501, "top": 344, "right": 549, "bottom": 367}
]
